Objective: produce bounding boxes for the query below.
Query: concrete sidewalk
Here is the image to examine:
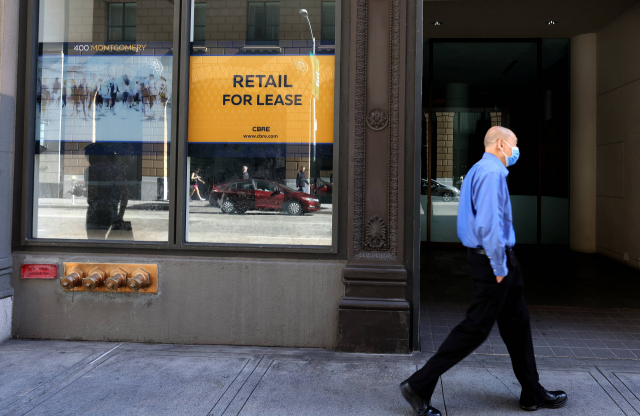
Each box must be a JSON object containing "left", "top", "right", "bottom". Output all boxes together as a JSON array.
[{"left": 1, "top": 340, "right": 639, "bottom": 415}]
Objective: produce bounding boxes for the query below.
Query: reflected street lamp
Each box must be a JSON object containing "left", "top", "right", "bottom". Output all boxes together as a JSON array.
[
  {"left": 298, "top": 9, "right": 315, "bottom": 55},
  {"left": 299, "top": 9, "right": 316, "bottom": 193}
]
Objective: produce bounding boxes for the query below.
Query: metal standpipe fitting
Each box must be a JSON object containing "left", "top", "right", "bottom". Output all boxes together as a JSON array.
[
  {"left": 105, "top": 268, "right": 129, "bottom": 291},
  {"left": 82, "top": 267, "right": 106, "bottom": 290},
  {"left": 127, "top": 268, "right": 151, "bottom": 291},
  {"left": 60, "top": 267, "right": 85, "bottom": 290}
]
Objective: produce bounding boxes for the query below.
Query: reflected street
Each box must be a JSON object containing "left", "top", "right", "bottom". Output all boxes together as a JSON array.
[{"left": 35, "top": 198, "right": 332, "bottom": 245}]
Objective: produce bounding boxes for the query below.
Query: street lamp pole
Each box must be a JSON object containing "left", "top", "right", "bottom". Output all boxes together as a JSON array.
[{"left": 299, "top": 9, "right": 316, "bottom": 193}]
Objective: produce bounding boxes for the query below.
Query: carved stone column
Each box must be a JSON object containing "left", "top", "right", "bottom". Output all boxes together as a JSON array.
[{"left": 338, "top": 0, "right": 410, "bottom": 353}]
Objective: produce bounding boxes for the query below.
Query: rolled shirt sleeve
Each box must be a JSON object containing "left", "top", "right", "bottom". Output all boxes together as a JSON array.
[{"left": 473, "top": 172, "right": 509, "bottom": 276}]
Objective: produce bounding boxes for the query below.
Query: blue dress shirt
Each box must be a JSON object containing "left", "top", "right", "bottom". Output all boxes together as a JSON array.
[{"left": 457, "top": 153, "right": 516, "bottom": 276}]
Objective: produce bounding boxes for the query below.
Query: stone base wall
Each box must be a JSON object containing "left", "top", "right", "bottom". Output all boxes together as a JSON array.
[{"left": 11, "top": 254, "right": 345, "bottom": 348}]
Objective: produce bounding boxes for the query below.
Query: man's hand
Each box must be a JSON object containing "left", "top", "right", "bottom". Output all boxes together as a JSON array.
[{"left": 496, "top": 275, "right": 505, "bottom": 283}]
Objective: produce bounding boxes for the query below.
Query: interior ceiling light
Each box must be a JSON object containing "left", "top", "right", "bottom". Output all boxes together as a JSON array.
[
  {"left": 433, "top": 21, "right": 442, "bottom": 26},
  {"left": 547, "top": 21, "right": 556, "bottom": 25}
]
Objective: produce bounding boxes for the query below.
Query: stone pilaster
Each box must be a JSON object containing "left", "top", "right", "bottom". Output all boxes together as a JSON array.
[{"left": 338, "top": 0, "right": 410, "bottom": 353}]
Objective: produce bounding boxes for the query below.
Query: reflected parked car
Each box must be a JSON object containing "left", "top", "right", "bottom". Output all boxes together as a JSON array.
[
  {"left": 209, "top": 179, "right": 320, "bottom": 215},
  {"left": 310, "top": 178, "right": 333, "bottom": 196},
  {"left": 421, "top": 179, "right": 460, "bottom": 202}
]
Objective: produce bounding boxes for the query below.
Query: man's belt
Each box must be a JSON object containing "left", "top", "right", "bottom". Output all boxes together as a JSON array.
[{"left": 470, "top": 247, "right": 512, "bottom": 256}]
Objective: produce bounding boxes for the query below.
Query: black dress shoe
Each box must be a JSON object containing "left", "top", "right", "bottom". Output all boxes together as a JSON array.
[
  {"left": 399, "top": 382, "right": 442, "bottom": 416},
  {"left": 520, "top": 389, "right": 568, "bottom": 411}
]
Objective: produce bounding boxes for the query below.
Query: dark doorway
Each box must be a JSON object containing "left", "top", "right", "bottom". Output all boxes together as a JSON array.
[
  {"left": 420, "top": 39, "right": 570, "bottom": 246},
  {"left": 417, "top": 40, "right": 640, "bottom": 360}
]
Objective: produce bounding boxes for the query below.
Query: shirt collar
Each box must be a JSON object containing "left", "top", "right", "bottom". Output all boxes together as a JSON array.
[{"left": 482, "top": 152, "right": 509, "bottom": 176}]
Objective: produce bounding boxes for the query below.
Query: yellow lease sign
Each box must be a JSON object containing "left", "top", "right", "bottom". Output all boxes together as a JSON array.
[{"left": 188, "top": 55, "right": 335, "bottom": 144}]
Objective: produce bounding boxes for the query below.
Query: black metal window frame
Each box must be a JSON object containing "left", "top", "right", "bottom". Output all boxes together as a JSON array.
[
  {"left": 107, "top": 2, "right": 137, "bottom": 42},
  {"left": 246, "top": 1, "right": 280, "bottom": 43},
  {"left": 17, "top": 0, "right": 343, "bottom": 257}
]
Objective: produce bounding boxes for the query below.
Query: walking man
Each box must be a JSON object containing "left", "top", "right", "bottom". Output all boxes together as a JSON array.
[
  {"left": 242, "top": 166, "right": 250, "bottom": 180},
  {"left": 296, "top": 166, "right": 309, "bottom": 192},
  {"left": 400, "top": 126, "right": 567, "bottom": 415}
]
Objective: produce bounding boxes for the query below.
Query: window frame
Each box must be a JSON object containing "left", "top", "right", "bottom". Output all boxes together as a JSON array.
[
  {"left": 246, "top": 1, "right": 280, "bottom": 43},
  {"left": 321, "top": 1, "right": 336, "bottom": 44},
  {"left": 18, "top": 0, "right": 342, "bottom": 255},
  {"left": 107, "top": 2, "right": 137, "bottom": 42}
]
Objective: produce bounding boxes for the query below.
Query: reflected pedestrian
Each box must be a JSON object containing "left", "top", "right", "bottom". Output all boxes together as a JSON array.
[
  {"left": 84, "top": 143, "right": 131, "bottom": 240},
  {"left": 399, "top": 126, "right": 567, "bottom": 415},
  {"left": 133, "top": 81, "right": 141, "bottom": 110},
  {"left": 296, "top": 166, "right": 309, "bottom": 192},
  {"left": 70, "top": 79, "right": 79, "bottom": 116},
  {"left": 109, "top": 77, "right": 119, "bottom": 113},
  {"left": 141, "top": 82, "right": 149, "bottom": 118},
  {"left": 40, "top": 79, "right": 50, "bottom": 119},
  {"left": 79, "top": 77, "right": 88, "bottom": 118},
  {"left": 122, "top": 74, "right": 131, "bottom": 109},
  {"left": 61, "top": 80, "right": 67, "bottom": 108},
  {"left": 190, "top": 168, "right": 206, "bottom": 201},
  {"left": 52, "top": 77, "right": 61, "bottom": 105},
  {"left": 242, "top": 166, "right": 249, "bottom": 180}
]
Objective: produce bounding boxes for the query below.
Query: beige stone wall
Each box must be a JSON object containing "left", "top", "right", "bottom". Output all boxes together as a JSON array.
[
  {"left": 434, "top": 112, "right": 454, "bottom": 178},
  {"left": 48, "top": 1, "right": 329, "bottom": 45},
  {"left": 595, "top": 1, "right": 640, "bottom": 270},
  {"left": 202, "top": 0, "right": 324, "bottom": 43},
  {"left": 137, "top": 0, "right": 174, "bottom": 42},
  {"left": 92, "top": 0, "right": 173, "bottom": 43},
  {"left": 141, "top": 143, "right": 168, "bottom": 177},
  {"left": 68, "top": 0, "right": 95, "bottom": 42},
  {"left": 279, "top": 0, "right": 321, "bottom": 41},
  {"left": 205, "top": 0, "right": 246, "bottom": 41}
]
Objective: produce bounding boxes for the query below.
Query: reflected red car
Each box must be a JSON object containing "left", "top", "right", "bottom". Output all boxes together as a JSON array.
[
  {"left": 209, "top": 179, "right": 320, "bottom": 215},
  {"left": 310, "top": 178, "right": 333, "bottom": 196}
]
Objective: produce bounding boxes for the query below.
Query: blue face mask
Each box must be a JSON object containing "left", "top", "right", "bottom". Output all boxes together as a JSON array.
[{"left": 502, "top": 140, "right": 520, "bottom": 167}]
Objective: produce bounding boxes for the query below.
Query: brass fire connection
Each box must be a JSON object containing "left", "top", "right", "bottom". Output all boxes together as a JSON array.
[
  {"left": 105, "top": 268, "right": 129, "bottom": 291},
  {"left": 60, "top": 267, "right": 85, "bottom": 290},
  {"left": 127, "top": 268, "right": 151, "bottom": 291},
  {"left": 82, "top": 267, "right": 106, "bottom": 290}
]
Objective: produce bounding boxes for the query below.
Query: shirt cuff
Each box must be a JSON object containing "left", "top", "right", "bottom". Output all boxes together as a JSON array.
[
  {"left": 489, "top": 256, "right": 508, "bottom": 277},
  {"left": 491, "top": 263, "right": 508, "bottom": 277}
]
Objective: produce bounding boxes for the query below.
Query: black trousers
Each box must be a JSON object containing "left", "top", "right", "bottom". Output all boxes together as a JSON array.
[{"left": 406, "top": 249, "right": 546, "bottom": 404}]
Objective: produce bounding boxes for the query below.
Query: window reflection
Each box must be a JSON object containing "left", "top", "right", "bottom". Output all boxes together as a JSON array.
[
  {"left": 186, "top": 0, "right": 335, "bottom": 246},
  {"left": 33, "top": 0, "right": 174, "bottom": 241},
  {"left": 421, "top": 41, "right": 569, "bottom": 245}
]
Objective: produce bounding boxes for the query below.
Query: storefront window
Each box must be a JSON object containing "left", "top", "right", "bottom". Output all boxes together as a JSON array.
[
  {"left": 32, "top": 0, "right": 175, "bottom": 241},
  {"left": 186, "top": 0, "right": 336, "bottom": 246}
]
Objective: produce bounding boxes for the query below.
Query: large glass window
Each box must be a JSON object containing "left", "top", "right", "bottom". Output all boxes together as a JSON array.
[
  {"left": 32, "top": 0, "right": 175, "bottom": 241},
  {"left": 187, "top": 0, "right": 336, "bottom": 246},
  {"left": 28, "top": 0, "right": 337, "bottom": 248},
  {"left": 108, "top": 3, "right": 137, "bottom": 42}
]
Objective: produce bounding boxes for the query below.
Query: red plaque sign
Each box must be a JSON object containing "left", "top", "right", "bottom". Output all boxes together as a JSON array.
[{"left": 21, "top": 264, "right": 58, "bottom": 279}]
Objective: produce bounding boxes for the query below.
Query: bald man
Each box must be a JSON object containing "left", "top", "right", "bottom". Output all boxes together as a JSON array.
[{"left": 400, "top": 127, "right": 567, "bottom": 415}]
